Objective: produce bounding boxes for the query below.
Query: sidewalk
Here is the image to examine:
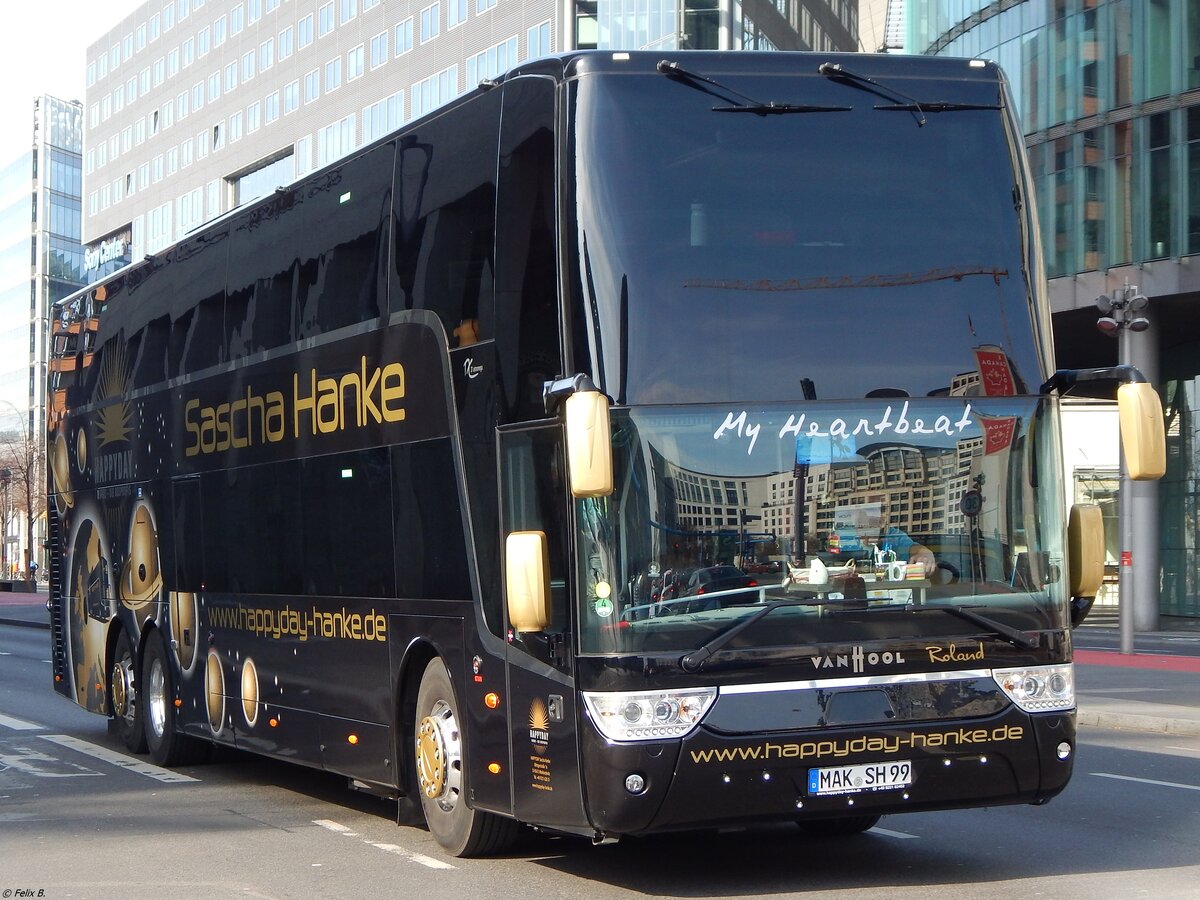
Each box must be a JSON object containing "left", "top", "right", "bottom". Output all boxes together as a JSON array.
[
  {"left": 1074, "top": 608, "right": 1200, "bottom": 736},
  {"left": 4, "top": 593, "right": 1197, "bottom": 736},
  {"left": 0, "top": 586, "right": 48, "bottom": 629}
]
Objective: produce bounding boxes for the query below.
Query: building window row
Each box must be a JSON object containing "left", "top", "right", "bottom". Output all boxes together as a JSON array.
[
  {"left": 1029, "top": 105, "right": 1200, "bottom": 276},
  {"left": 87, "top": 0, "right": 386, "bottom": 93},
  {"left": 88, "top": 24, "right": 566, "bottom": 235}
]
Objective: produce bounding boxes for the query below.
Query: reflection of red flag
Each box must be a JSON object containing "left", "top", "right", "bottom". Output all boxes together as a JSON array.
[
  {"left": 981, "top": 416, "right": 1018, "bottom": 454},
  {"left": 974, "top": 347, "right": 1016, "bottom": 396}
]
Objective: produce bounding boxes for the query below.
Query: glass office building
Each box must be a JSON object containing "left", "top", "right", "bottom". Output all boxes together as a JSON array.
[
  {"left": 915, "top": 0, "right": 1199, "bottom": 621},
  {"left": 0, "top": 96, "right": 86, "bottom": 572},
  {"left": 84, "top": 0, "right": 858, "bottom": 261}
]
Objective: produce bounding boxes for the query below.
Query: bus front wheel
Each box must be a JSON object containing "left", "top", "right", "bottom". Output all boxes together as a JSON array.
[
  {"left": 109, "top": 630, "right": 147, "bottom": 754},
  {"left": 414, "top": 657, "right": 518, "bottom": 857}
]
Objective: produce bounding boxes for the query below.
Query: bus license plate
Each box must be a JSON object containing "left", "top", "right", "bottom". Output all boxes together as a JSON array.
[{"left": 807, "top": 760, "right": 913, "bottom": 796}]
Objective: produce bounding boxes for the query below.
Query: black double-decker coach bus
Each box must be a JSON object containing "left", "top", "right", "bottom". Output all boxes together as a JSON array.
[{"left": 48, "top": 51, "right": 1165, "bottom": 856}]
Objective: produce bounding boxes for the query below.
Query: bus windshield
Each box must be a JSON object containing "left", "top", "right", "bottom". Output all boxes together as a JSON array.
[
  {"left": 568, "top": 62, "right": 1047, "bottom": 405},
  {"left": 574, "top": 400, "right": 1067, "bottom": 656}
]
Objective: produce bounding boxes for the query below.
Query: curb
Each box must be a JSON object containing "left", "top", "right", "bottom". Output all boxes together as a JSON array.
[
  {"left": 1077, "top": 709, "right": 1200, "bottom": 737},
  {"left": 0, "top": 617, "right": 49, "bottom": 630}
]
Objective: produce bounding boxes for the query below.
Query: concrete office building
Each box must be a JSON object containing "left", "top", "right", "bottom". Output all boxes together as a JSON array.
[
  {"left": 914, "top": 0, "right": 1200, "bottom": 624},
  {"left": 0, "top": 95, "right": 86, "bottom": 572},
  {"left": 82, "top": 0, "right": 861, "bottom": 264}
]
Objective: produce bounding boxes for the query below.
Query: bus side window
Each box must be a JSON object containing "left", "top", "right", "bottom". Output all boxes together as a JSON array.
[
  {"left": 130, "top": 314, "right": 170, "bottom": 390},
  {"left": 495, "top": 76, "right": 559, "bottom": 423},
  {"left": 295, "top": 449, "right": 396, "bottom": 598},
  {"left": 166, "top": 228, "right": 230, "bottom": 378},
  {"left": 390, "top": 90, "right": 500, "bottom": 345},
  {"left": 392, "top": 439, "right": 472, "bottom": 601},
  {"left": 226, "top": 190, "right": 302, "bottom": 358},
  {"left": 298, "top": 143, "right": 394, "bottom": 339},
  {"left": 172, "top": 476, "right": 205, "bottom": 592}
]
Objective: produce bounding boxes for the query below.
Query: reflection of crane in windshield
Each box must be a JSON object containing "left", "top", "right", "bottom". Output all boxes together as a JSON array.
[{"left": 683, "top": 265, "right": 1009, "bottom": 292}]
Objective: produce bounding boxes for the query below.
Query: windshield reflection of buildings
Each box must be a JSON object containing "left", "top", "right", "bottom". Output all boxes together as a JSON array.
[{"left": 650, "top": 371, "right": 1017, "bottom": 565}]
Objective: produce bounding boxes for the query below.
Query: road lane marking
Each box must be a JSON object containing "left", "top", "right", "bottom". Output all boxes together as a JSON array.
[
  {"left": 1092, "top": 772, "right": 1200, "bottom": 792},
  {"left": 40, "top": 734, "right": 200, "bottom": 783},
  {"left": 871, "top": 826, "right": 919, "bottom": 839},
  {"left": 313, "top": 819, "right": 456, "bottom": 869},
  {"left": 314, "top": 818, "right": 361, "bottom": 837},
  {"left": 0, "top": 713, "right": 42, "bottom": 730},
  {"left": 369, "top": 842, "right": 457, "bottom": 869},
  {"left": 0, "top": 744, "right": 102, "bottom": 778}
]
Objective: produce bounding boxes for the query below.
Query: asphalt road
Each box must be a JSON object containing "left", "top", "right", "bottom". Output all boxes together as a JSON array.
[{"left": 2, "top": 621, "right": 1198, "bottom": 899}]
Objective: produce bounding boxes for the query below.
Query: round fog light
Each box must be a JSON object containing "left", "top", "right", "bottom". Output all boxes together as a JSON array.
[
  {"left": 625, "top": 773, "right": 646, "bottom": 794},
  {"left": 1056, "top": 741, "right": 1072, "bottom": 761}
]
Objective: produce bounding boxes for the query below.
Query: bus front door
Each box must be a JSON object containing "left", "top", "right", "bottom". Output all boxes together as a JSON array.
[{"left": 499, "top": 424, "right": 588, "bottom": 831}]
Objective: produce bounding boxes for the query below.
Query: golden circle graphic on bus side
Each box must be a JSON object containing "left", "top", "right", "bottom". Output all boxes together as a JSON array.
[
  {"left": 206, "top": 651, "right": 225, "bottom": 733},
  {"left": 241, "top": 658, "right": 259, "bottom": 727},
  {"left": 51, "top": 432, "right": 74, "bottom": 514},
  {"left": 120, "top": 500, "right": 163, "bottom": 612},
  {"left": 168, "top": 592, "right": 198, "bottom": 673},
  {"left": 75, "top": 427, "right": 88, "bottom": 473},
  {"left": 67, "top": 519, "right": 112, "bottom": 711}
]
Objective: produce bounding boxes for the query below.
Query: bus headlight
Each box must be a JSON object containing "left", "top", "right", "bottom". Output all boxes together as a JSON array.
[
  {"left": 992, "top": 664, "right": 1074, "bottom": 712},
  {"left": 583, "top": 688, "right": 717, "bottom": 741}
]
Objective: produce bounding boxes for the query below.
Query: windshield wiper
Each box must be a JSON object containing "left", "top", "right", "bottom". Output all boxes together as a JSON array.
[
  {"left": 875, "top": 102, "right": 1001, "bottom": 114},
  {"left": 904, "top": 604, "right": 1040, "bottom": 650},
  {"left": 658, "top": 60, "right": 851, "bottom": 116},
  {"left": 818, "top": 61, "right": 928, "bottom": 126},
  {"left": 680, "top": 598, "right": 846, "bottom": 673}
]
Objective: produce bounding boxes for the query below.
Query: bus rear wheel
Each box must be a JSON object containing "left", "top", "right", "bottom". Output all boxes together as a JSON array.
[
  {"left": 414, "top": 658, "right": 518, "bottom": 857},
  {"left": 141, "top": 629, "right": 208, "bottom": 767},
  {"left": 109, "top": 630, "right": 147, "bottom": 754},
  {"left": 796, "top": 814, "right": 882, "bottom": 837}
]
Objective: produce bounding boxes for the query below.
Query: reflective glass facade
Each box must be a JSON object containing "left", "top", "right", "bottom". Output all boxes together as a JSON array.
[
  {"left": 913, "top": 0, "right": 1200, "bottom": 277},
  {"left": 0, "top": 96, "right": 85, "bottom": 573},
  {"left": 919, "top": 0, "right": 1200, "bottom": 620},
  {"left": 574, "top": 0, "right": 858, "bottom": 51}
]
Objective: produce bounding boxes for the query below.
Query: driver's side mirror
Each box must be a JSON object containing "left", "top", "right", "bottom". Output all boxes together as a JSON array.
[{"left": 506, "top": 531, "right": 551, "bottom": 633}]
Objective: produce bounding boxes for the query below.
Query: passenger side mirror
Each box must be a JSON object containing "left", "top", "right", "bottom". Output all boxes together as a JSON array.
[
  {"left": 1117, "top": 382, "right": 1166, "bottom": 480},
  {"left": 506, "top": 531, "right": 551, "bottom": 632},
  {"left": 1067, "top": 504, "right": 1104, "bottom": 627}
]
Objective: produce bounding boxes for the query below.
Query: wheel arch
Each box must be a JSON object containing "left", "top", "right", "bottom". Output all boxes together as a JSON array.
[
  {"left": 392, "top": 636, "right": 440, "bottom": 798},
  {"left": 103, "top": 618, "right": 136, "bottom": 716}
]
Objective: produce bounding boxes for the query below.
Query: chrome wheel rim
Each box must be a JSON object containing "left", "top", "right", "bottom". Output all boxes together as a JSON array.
[
  {"left": 146, "top": 656, "right": 168, "bottom": 740},
  {"left": 416, "top": 699, "right": 463, "bottom": 813},
  {"left": 111, "top": 653, "right": 136, "bottom": 725}
]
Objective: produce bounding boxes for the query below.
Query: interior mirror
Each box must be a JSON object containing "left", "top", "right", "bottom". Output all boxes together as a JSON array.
[
  {"left": 1117, "top": 382, "right": 1166, "bottom": 480},
  {"left": 564, "top": 390, "right": 613, "bottom": 498},
  {"left": 506, "top": 531, "right": 551, "bottom": 633},
  {"left": 1067, "top": 504, "right": 1104, "bottom": 627}
]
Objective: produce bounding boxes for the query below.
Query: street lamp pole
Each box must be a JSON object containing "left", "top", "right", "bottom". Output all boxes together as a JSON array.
[
  {"left": 1117, "top": 322, "right": 1135, "bottom": 655},
  {"left": 1095, "top": 281, "right": 1156, "bottom": 654}
]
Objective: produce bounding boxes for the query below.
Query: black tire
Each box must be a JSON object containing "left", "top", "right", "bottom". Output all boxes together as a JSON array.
[
  {"left": 796, "top": 814, "right": 882, "bottom": 837},
  {"left": 141, "top": 629, "right": 209, "bottom": 767},
  {"left": 109, "top": 630, "right": 147, "bottom": 754},
  {"left": 414, "top": 658, "right": 519, "bottom": 857}
]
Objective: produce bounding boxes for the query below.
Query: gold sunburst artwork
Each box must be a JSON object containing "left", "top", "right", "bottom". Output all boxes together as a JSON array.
[{"left": 95, "top": 340, "right": 134, "bottom": 449}]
